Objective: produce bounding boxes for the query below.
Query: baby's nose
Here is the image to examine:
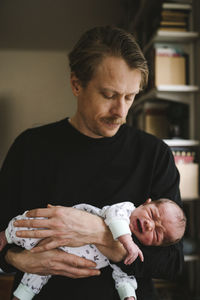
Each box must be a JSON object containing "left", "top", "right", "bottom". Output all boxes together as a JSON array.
[{"left": 144, "top": 219, "right": 154, "bottom": 231}]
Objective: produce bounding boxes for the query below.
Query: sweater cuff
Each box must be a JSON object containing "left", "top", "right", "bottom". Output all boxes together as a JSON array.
[
  {"left": 14, "top": 283, "right": 35, "bottom": 300},
  {"left": 117, "top": 282, "right": 137, "bottom": 300},
  {"left": 108, "top": 219, "right": 131, "bottom": 240}
]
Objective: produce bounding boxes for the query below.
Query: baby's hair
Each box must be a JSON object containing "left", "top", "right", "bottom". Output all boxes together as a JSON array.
[{"left": 154, "top": 198, "right": 187, "bottom": 246}]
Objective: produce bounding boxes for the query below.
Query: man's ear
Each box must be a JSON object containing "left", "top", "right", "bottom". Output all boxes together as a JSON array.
[{"left": 70, "top": 73, "right": 82, "bottom": 96}]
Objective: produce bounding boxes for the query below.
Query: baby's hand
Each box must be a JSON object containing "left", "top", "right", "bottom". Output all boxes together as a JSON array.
[
  {"left": 125, "top": 297, "right": 135, "bottom": 300},
  {"left": 118, "top": 234, "right": 144, "bottom": 265}
]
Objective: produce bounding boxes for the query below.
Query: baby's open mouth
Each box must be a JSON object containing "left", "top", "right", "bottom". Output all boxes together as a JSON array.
[{"left": 137, "top": 218, "right": 143, "bottom": 233}]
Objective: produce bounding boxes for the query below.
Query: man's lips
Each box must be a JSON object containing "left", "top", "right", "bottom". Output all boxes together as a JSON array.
[{"left": 101, "top": 118, "right": 125, "bottom": 126}]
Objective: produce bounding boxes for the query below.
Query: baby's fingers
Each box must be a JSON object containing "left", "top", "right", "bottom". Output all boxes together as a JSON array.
[
  {"left": 124, "top": 253, "right": 137, "bottom": 265},
  {"left": 138, "top": 249, "right": 144, "bottom": 262},
  {"left": 124, "top": 257, "right": 134, "bottom": 265}
]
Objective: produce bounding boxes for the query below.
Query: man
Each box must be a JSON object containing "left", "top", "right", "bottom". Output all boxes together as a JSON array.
[{"left": 0, "top": 26, "right": 183, "bottom": 299}]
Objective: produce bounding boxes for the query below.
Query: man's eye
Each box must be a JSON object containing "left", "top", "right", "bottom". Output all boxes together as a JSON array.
[
  {"left": 126, "top": 94, "right": 135, "bottom": 101},
  {"left": 103, "top": 94, "right": 114, "bottom": 99},
  {"left": 125, "top": 97, "right": 134, "bottom": 102}
]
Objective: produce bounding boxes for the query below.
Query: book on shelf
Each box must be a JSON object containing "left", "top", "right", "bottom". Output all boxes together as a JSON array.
[
  {"left": 159, "top": 2, "right": 191, "bottom": 32},
  {"left": 154, "top": 46, "right": 187, "bottom": 86},
  {"left": 160, "top": 21, "right": 187, "bottom": 26},
  {"left": 159, "top": 28, "right": 187, "bottom": 32},
  {"left": 164, "top": 139, "right": 199, "bottom": 200},
  {"left": 133, "top": 102, "right": 170, "bottom": 139},
  {"left": 145, "top": 45, "right": 188, "bottom": 90}
]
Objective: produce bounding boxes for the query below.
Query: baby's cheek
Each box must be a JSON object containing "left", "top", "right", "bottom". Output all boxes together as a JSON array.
[{"left": 140, "top": 233, "right": 153, "bottom": 246}]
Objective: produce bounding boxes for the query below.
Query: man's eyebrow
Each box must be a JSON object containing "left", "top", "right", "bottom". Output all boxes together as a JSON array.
[
  {"left": 100, "top": 88, "right": 115, "bottom": 93},
  {"left": 100, "top": 87, "right": 139, "bottom": 95}
]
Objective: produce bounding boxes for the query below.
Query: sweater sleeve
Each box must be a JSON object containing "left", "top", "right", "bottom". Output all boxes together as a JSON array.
[
  {"left": 0, "top": 131, "right": 29, "bottom": 272},
  {"left": 116, "top": 140, "right": 184, "bottom": 280}
]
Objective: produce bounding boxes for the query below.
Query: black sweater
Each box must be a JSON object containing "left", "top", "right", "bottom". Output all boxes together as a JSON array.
[{"left": 0, "top": 118, "right": 183, "bottom": 299}]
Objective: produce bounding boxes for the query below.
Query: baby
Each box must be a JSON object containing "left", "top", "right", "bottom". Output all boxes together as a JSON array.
[{"left": 0, "top": 198, "right": 186, "bottom": 300}]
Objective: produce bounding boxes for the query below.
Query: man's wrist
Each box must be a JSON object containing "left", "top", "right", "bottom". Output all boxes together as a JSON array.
[
  {"left": 92, "top": 216, "right": 113, "bottom": 247},
  {"left": 93, "top": 218, "right": 126, "bottom": 262},
  {"left": 5, "top": 246, "right": 22, "bottom": 269},
  {"left": 0, "top": 245, "right": 18, "bottom": 273}
]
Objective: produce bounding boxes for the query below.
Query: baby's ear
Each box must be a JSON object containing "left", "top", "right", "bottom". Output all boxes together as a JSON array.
[
  {"left": 144, "top": 198, "right": 152, "bottom": 205},
  {"left": 47, "top": 204, "right": 54, "bottom": 208},
  {"left": 47, "top": 204, "right": 62, "bottom": 208}
]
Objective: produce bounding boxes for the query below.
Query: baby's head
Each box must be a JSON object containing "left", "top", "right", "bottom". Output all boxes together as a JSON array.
[{"left": 129, "top": 198, "right": 186, "bottom": 247}]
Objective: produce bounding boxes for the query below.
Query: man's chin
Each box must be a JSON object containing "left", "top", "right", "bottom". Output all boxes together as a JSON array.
[{"left": 102, "top": 128, "right": 120, "bottom": 138}]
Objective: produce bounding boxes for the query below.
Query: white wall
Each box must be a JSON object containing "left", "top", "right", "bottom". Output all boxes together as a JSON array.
[
  {"left": 0, "top": 0, "right": 123, "bottom": 165},
  {"left": 0, "top": 50, "right": 76, "bottom": 164}
]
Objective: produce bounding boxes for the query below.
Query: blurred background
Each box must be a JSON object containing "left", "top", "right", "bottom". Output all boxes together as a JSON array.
[{"left": 0, "top": 0, "right": 200, "bottom": 299}]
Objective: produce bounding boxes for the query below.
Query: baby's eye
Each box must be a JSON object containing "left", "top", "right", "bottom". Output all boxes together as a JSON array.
[{"left": 156, "top": 231, "right": 159, "bottom": 242}]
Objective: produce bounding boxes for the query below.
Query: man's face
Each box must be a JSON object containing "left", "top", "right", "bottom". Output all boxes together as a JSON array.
[
  {"left": 70, "top": 56, "right": 141, "bottom": 138},
  {"left": 130, "top": 200, "right": 182, "bottom": 246}
]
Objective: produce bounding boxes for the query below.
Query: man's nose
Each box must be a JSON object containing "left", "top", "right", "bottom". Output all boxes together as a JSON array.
[{"left": 110, "top": 99, "right": 127, "bottom": 118}]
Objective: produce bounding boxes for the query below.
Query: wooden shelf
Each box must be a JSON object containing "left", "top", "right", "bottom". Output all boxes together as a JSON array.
[
  {"left": 0, "top": 273, "right": 14, "bottom": 300},
  {"left": 155, "top": 30, "right": 198, "bottom": 42},
  {"left": 182, "top": 197, "right": 200, "bottom": 202},
  {"left": 132, "top": 85, "right": 199, "bottom": 110},
  {"left": 144, "top": 31, "right": 199, "bottom": 53},
  {"left": 162, "top": 3, "right": 192, "bottom": 10},
  {"left": 184, "top": 254, "right": 200, "bottom": 262},
  {"left": 156, "top": 85, "right": 199, "bottom": 92},
  {"left": 163, "top": 139, "right": 200, "bottom": 147}
]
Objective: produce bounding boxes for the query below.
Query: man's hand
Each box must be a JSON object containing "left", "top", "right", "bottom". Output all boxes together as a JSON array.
[
  {"left": 118, "top": 234, "right": 144, "bottom": 265},
  {"left": 13, "top": 205, "right": 126, "bottom": 262},
  {"left": 14, "top": 205, "right": 106, "bottom": 247},
  {"left": 6, "top": 247, "right": 100, "bottom": 278}
]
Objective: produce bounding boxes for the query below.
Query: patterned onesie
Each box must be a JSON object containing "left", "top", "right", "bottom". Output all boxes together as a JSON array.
[{"left": 5, "top": 202, "right": 137, "bottom": 300}]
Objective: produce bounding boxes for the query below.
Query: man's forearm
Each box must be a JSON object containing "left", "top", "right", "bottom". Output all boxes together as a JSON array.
[
  {"left": 5, "top": 247, "right": 25, "bottom": 271},
  {"left": 64, "top": 212, "right": 127, "bottom": 262},
  {"left": 5, "top": 246, "right": 100, "bottom": 278},
  {"left": 96, "top": 239, "right": 126, "bottom": 262}
]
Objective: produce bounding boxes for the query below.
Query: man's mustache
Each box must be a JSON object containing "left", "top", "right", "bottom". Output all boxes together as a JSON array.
[{"left": 101, "top": 117, "right": 126, "bottom": 125}]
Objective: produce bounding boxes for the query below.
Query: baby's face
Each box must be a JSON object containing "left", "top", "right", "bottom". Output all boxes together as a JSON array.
[{"left": 129, "top": 200, "right": 182, "bottom": 246}]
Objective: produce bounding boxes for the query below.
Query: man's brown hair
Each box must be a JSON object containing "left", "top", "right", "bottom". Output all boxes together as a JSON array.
[{"left": 68, "top": 26, "right": 149, "bottom": 89}]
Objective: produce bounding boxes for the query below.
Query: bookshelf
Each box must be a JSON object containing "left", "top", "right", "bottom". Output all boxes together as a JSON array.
[
  {"left": 128, "top": 1, "right": 199, "bottom": 140},
  {"left": 125, "top": 0, "right": 200, "bottom": 298}
]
